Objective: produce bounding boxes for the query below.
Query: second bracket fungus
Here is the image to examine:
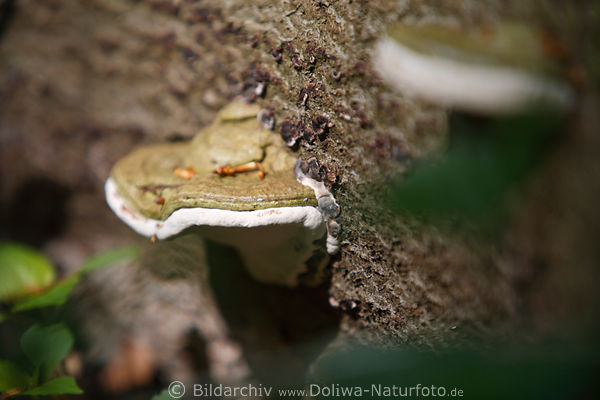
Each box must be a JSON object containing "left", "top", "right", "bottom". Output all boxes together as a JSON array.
[
  {"left": 106, "top": 101, "right": 335, "bottom": 286},
  {"left": 374, "top": 23, "right": 573, "bottom": 115}
]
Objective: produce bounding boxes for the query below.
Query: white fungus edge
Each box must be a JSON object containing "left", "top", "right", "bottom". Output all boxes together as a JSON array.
[
  {"left": 105, "top": 177, "right": 324, "bottom": 240},
  {"left": 294, "top": 163, "right": 341, "bottom": 255},
  {"left": 373, "top": 37, "right": 573, "bottom": 115}
]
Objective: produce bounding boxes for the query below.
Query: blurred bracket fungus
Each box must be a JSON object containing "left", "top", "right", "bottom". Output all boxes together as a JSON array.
[
  {"left": 105, "top": 101, "right": 334, "bottom": 286},
  {"left": 374, "top": 23, "right": 574, "bottom": 115}
]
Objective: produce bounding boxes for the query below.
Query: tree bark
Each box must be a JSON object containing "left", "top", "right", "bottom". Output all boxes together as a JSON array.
[{"left": 1, "top": 0, "right": 598, "bottom": 386}]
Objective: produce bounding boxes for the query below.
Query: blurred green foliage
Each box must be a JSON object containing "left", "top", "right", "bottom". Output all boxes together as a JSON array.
[
  {"left": 20, "top": 323, "right": 74, "bottom": 383},
  {"left": 0, "top": 243, "right": 139, "bottom": 397},
  {"left": 152, "top": 388, "right": 179, "bottom": 400},
  {"left": 0, "top": 360, "right": 29, "bottom": 393},
  {"left": 11, "top": 276, "right": 80, "bottom": 313},
  {"left": 12, "top": 245, "right": 139, "bottom": 312},
  {"left": 310, "top": 343, "right": 597, "bottom": 400},
  {"left": 19, "top": 376, "right": 83, "bottom": 396},
  {"left": 388, "top": 111, "right": 563, "bottom": 228},
  {"left": 0, "top": 243, "right": 55, "bottom": 302}
]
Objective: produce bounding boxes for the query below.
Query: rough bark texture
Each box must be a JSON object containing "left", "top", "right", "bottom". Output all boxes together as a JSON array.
[{"left": 1, "top": 0, "right": 598, "bottom": 388}]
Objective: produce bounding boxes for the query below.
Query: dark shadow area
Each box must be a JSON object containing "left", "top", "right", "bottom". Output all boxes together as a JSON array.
[
  {"left": 310, "top": 342, "right": 599, "bottom": 400},
  {"left": 3, "top": 176, "right": 71, "bottom": 248},
  {"left": 206, "top": 240, "right": 341, "bottom": 387},
  {"left": 0, "top": 0, "right": 16, "bottom": 41}
]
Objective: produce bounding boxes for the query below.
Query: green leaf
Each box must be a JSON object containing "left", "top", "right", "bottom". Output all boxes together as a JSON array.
[
  {"left": 79, "top": 245, "right": 139, "bottom": 274},
  {"left": 0, "top": 360, "right": 30, "bottom": 392},
  {"left": 11, "top": 245, "right": 138, "bottom": 313},
  {"left": 0, "top": 243, "right": 56, "bottom": 302},
  {"left": 20, "top": 323, "right": 74, "bottom": 382},
  {"left": 21, "top": 376, "right": 83, "bottom": 395},
  {"left": 12, "top": 275, "right": 80, "bottom": 312},
  {"left": 152, "top": 388, "right": 180, "bottom": 400}
]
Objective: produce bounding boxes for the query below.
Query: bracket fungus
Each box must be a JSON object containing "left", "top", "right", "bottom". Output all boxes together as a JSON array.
[
  {"left": 374, "top": 23, "right": 573, "bottom": 115},
  {"left": 105, "top": 101, "right": 337, "bottom": 286}
]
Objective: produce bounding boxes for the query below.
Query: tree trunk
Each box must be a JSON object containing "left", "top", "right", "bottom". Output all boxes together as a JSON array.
[{"left": 1, "top": 0, "right": 598, "bottom": 388}]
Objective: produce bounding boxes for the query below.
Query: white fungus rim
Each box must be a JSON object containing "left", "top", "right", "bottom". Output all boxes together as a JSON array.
[
  {"left": 374, "top": 37, "right": 572, "bottom": 115},
  {"left": 105, "top": 177, "right": 324, "bottom": 240},
  {"left": 293, "top": 162, "right": 341, "bottom": 255}
]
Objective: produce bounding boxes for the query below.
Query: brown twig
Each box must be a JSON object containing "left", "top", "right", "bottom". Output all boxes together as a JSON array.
[{"left": 213, "top": 161, "right": 265, "bottom": 180}]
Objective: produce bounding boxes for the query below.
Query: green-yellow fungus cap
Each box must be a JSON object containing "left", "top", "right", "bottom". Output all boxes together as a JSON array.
[{"left": 109, "top": 101, "right": 316, "bottom": 221}]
